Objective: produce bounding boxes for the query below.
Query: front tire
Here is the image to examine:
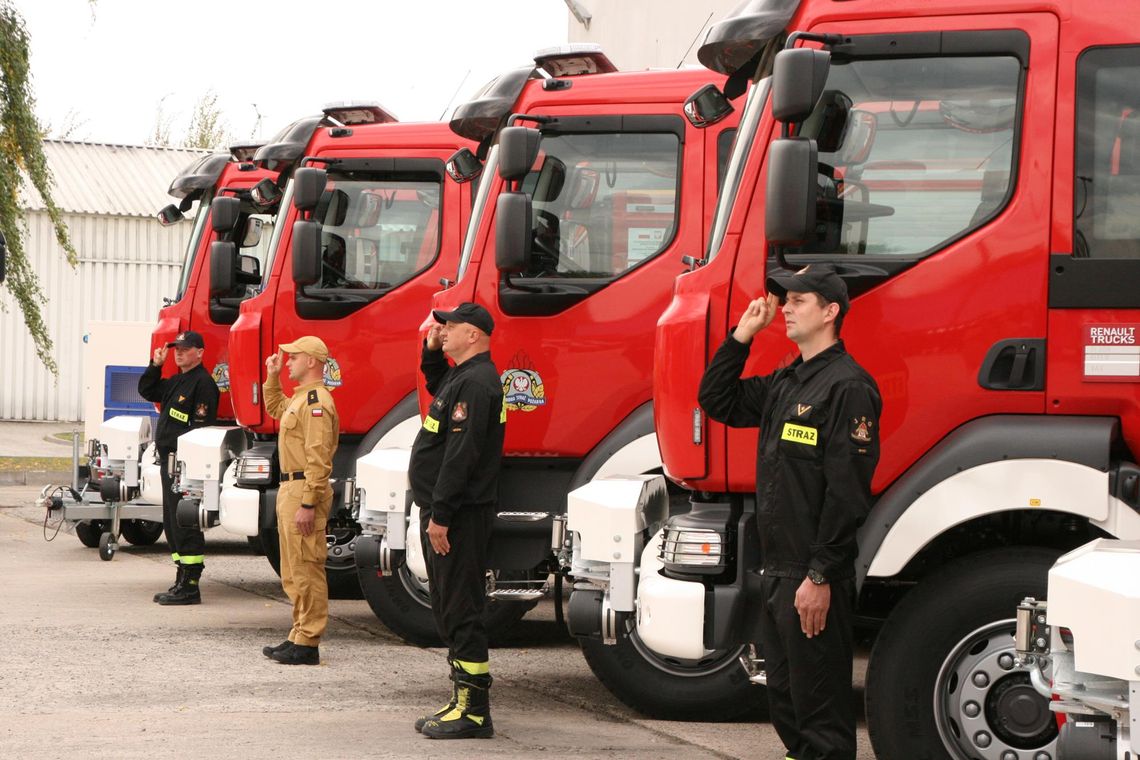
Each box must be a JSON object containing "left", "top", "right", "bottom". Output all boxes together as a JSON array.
[
  {"left": 357, "top": 554, "right": 534, "bottom": 647},
  {"left": 75, "top": 520, "right": 107, "bottom": 548},
  {"left": 578, "top": 622, "right": 761, "bottom": 721},
  {"left": 865, "top": 547, "right": 1060, "bottom": 760},
  {"left": 121, "top": 519, "right": 164, "bottom": 546}
]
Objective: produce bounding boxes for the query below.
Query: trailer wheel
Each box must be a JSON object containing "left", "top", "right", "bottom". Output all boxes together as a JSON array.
[
  {"left": 357, "top": 555, "right": 536, "bottom": 647},
  {"left": 578, "top": 621, "right": 761, "bottom": 721},
  {"left": 260, "top": 524, "right": 363, "bottom": 600},
  {"left": 866, "top": 547, "right": 1060, "bottom": 760},
  {"left": 75, "top": 520, "right": 107, "bottom": 548},
  {"left": 121, "top": 520, "right": 164, "bottom": 546},
  {"left": 98, "top": 531, "right": 117, "bottom": 561}
]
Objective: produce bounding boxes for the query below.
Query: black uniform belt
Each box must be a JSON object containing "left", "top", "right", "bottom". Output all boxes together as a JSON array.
[{"left": 280, "top": 471, "right": 306, "bottom": 482}]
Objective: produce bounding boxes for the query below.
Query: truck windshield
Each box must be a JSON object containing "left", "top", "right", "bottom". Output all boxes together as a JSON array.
[
  {"left": 174, "top": 189, "right": 214, "bottom": 301},
  {"left": 306, "top": 170, "right": 442, "bottom": 292},
  {"left": 457, "top": 145, "right": 499, "bottom": 282},
  {"left": 516, "top": 129, "right": 682, "bottom": 279},
  {"left": 260, "top": 180, "right": 294, "bottom": 291},
  {"left": 791, "top": 54, "right": 1020, "bottom": 258},
  {"left": 706, "top": 77, "right": 770, "bottom": 262}
]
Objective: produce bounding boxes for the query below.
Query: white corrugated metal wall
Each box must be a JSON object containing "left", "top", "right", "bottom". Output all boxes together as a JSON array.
[{"left": 0, "top": 210, "right": 192, "bottom": 421}]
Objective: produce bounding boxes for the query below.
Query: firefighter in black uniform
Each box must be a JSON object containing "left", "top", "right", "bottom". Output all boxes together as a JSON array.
[
  {"left": 138, "top": 330, "right": 219, "bottom": 605},
  {"left": 409, "top": 302, "right": 506, "bottom": 740},
  {"left": 698, "top": 265, "right": 881, "bottom": 760}
]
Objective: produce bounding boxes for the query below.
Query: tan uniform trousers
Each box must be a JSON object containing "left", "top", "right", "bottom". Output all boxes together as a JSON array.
[{"left": 276, "top": 480, "right": 332, "bottom": 647}]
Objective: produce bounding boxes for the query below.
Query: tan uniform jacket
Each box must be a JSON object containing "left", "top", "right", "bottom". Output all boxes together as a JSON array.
[{"left": 263, "top": 375, "right": 339, "bottom": 506}]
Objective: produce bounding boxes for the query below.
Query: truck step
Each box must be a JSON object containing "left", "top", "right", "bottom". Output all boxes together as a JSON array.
[
  {"left": 496, "top": 511, "right": 550, "bottom": 522},
  {"left": 486, "top": 588, "right": 547, "bottom": 601}
]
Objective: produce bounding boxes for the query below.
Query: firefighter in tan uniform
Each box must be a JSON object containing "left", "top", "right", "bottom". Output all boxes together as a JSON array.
[{"left": 260, "top": 336, "right": 339, "bottom": 665}]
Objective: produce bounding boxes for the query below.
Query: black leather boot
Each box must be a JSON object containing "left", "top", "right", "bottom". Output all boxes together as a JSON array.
[
  {"left": 156, "top": 564, "right": 202, "bottom": 605},
  {"left": 153, "top": 564, "right": 184, "bottom": 603},
  {"left": 270, "top": 643, "right": 319, "bottom": 665}
]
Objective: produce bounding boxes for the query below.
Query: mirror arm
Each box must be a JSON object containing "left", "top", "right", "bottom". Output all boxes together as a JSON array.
[{"left": 784, "top": 31, "right": 845, "bottom": 50}]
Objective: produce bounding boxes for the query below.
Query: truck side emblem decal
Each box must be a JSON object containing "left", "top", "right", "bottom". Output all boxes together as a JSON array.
[
  {"left": 796, "top": 403, "right": 812, "bottom": 416},
  {"left": 501, "top": 351, "right": 546, "bottom": 412},
  {"left": 212, "top": 362, "right": 230, "bottom": 392},
  {"left": 850, "top": 416, "right": 873, "bottom": 444},
  {"left": 323, "top": 356, "right": 343, "bottom": 388}
]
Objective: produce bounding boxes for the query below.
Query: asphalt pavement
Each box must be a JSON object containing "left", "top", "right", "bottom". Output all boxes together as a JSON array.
[{"left": 0, "top": 482, "right": 876, "bottom": 759}]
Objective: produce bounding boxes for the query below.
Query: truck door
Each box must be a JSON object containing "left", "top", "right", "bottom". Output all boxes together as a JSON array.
[
  {"left": 727, "top": 14, "right": 1059, "bottom": 490},
  {"left": 474, "top": 111, "right": 714, "bottom": 457},
  {"left": 1047, "top": 43, "right": 1140, "bottom": 459},
  {"left": 271, "top": 155, "right": 465, "bottom": 434}
]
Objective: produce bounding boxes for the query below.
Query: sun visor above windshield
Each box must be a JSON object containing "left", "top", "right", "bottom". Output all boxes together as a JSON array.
[
  {"left": 698, "top": 0, "right": 800, "bottom": 76},
  {"left": 449, "top": 66, "right": 539, "bottom": 143},
  {"left": 168, "top": 152, "right": 231, "bottom": 200},
  {"left": 252, "top": 115, "right": 325, "bottom": 173}
]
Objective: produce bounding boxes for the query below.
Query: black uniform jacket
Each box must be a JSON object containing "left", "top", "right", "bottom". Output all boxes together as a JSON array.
[
  {"left": 409, "top": 346, "right": 506, "bottom": 527},
  {"left": 138, "top": 362, "right": 219, "bottom": 452},
  {"left": 698, "top": 337, "right": 881, "bottom": 582}
]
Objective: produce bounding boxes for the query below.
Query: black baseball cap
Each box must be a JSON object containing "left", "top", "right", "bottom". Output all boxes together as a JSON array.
[
  {"left": 766, "top": 264, "right": 850, "bottom": 314},
  {"left": 167, "top": 330, "right": 205, "bottom": 349},
  {"left": 432, "top": 302, "right": 495, "bottom": 336}
]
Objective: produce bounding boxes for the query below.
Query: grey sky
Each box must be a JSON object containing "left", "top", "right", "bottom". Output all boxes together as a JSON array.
[{"left": 15, "top": 0, "right": 569, "bottom": 146}]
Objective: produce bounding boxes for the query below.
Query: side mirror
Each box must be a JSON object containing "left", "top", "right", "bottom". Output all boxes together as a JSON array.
[
  {"left": 765, "top": 138, "right": 818, "bottom": 245},
  {"left": 292, "top": 220, "right": 321, "bottom": 286},
  {"left": 771, "top": 48, "right": 831, "bottom": 124},
  {"left": 250, "top": 177, "right": 282, "bottom": 208},
  {"left": 156, "top": 204, "right": 184, "bottom": 226},
  {"left": 237, "top": 254, "right": 261, "bottom": 285},
  {"left": 497, "top": 127, "right": 542, "bottom": 182},
  {"left": 495, "top": 192, "right": 532, "bottom": 273},
  {"left": 0, "top": 229, "right": 6, "bottom": 284},
  {"left": 684, "top": 84, "right": 735, "bottom": 129},
  {"left": 241, "top": 217, "right": 264, "bottom": 248},
  {"left": 293, "top": 168, "right": 328, "bottom": 212},
  {"left": 209, "top": 241, "right": 237, "bottom": 297},
  {"left": 445, "top": 147, "right": 483, "bottom": 184},
  {"left": 210, "top": 196, "right": 241, "bottom": 234}
]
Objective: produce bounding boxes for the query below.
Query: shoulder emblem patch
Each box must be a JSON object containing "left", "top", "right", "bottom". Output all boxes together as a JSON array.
[
  {"left": 452, "top": 402, "right": 468, "bottom": 422},
  {"left": 307, "top": 389, "right": 319, "bottom": 405},
  {"left": 851, "top": 416, "right": 873, "bottom": 444},
  {"left": 178, "top": 395, "right": 186, "bottom": 403},
  {"left": 312, "top": 408, "right": 324, "bottom": 417},
  {"left": 196, "top": 403, "right": 207, "bottom": 418}
]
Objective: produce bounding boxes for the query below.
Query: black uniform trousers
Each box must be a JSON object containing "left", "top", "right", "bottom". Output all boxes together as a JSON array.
[
  {"left": 420, "top": 504, "right": 494, "bottom": 663},
  {"left": 759, "top": 574, "right": 856, "bottom": 760},
  {"left": 158, "top": 447, "right": 205, "bottom": 562}
]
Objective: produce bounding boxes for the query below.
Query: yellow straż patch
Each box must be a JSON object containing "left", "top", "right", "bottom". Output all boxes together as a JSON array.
[
  {"left": 423, "top": 416, "right": 440, "bottom": 433},
  {"left": 780, "top": 422, "right": 817, "bottom": 445}
]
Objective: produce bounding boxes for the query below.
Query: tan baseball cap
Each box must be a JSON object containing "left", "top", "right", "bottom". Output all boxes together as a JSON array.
[{"left": 280, "top": 336, "right": 329, "bottom": 363}]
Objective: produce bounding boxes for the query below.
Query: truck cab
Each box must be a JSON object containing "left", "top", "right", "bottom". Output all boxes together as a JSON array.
[
  {"left": 354, "top": 48, "right": 741, "bottom": 656},
  {"left": 152, "top": 147, "right": 281, "bottom": 422},
  {"left": 568, "top": 0, "right": 1140, "bottom": 755},
  {"left": 217, "top": 105, "right": 476, "bottom": 595}
]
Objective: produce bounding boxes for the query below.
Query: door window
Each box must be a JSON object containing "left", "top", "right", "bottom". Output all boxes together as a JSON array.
[{"left": 793, "top": 54, "right": 1022, "bottom": 258}]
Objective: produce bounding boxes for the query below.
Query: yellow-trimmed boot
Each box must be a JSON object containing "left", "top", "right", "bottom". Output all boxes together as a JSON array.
[
  {"left": 421, "top": 672, "right": 493, "bottom": 740},
  {"left": 414, "top": 659, "right": 458, "bottom": 733}
]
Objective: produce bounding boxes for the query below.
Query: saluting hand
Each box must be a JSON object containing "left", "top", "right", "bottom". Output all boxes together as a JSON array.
[
  {"left": 152, "top": 346, "right": 169, "bottom": 365},
  {"left": 732, "top": 293, "right": 781, "bottom": 344},
  {"left": 426, "top": 324, "right": 443, "bottom": 351},
  {"left": 265, "top": 350, "right": 283, "bottom": 377},
  {"left": 794, "top": 577, "right": 831, "bottom": 639},
  {"left": 427, "top": 518, "right": 450, "bottom": 555}
]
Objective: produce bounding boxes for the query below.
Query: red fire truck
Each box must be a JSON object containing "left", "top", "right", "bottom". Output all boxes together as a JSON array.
[
  {"left": 213, "top": 108, "right": 480, "bottom": 596},
  {"left": 566, "top": 0, "right": 1140, "bottom": 756},
  {"left": 353, "top": 52, "right": 740, "bottom": 646}
]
